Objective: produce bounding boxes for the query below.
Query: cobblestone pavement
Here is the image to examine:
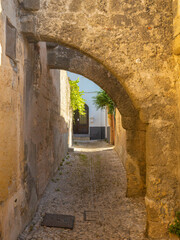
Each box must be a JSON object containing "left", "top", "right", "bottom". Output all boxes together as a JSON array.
[{"left": 19, "top": 141, "right": 147, "bottom": 240}]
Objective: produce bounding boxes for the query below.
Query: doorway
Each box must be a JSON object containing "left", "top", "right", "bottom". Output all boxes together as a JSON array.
[{"left": 73, "top": 104, "right": 89, "bottom": 134}]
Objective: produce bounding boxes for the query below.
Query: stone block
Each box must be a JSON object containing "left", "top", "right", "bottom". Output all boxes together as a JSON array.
[
  {"left": 111, "top": 15, "right": 131, "bottom": 27},
  {"left": 23, "top": 0, "right": 40, "bottom": 11},
  {"left": 146, "top": 120, "right": 178, "bottom": 167},
  {"left": 21, "top": 15, "right": 36, "bottom": 40},
  {"left": 109, "top": 0, "right": 121, "bottom": 11},
  {"left": 47, "top": 51, "right": 57, "bottom": 67},
  {"left": 6, "top": 19, "right": 16, "bottom": 61},
  {"left": 145, "top": 197, "right": 161, "bottom": 221},
  {"left": 173, "top": 35, "right": 180, "bottom": 55},
  {"left": 121, "top": 116, "right": 136, "bottom": 130},
  {"left": 46, "top": 42, "right": 58, "bottom": 49},
  {"left": 69, "top": 0, "right": 82, "bottom": 12},
  {"left": 97, "top": 0, "right": 107, "bottom": 13},
  {"left": 173, "top": 16, "right": 180, "bottom": 37},
  {"left": 147, "top": 220, "right": 168, "bottom": 239},
  {"left": 172, "top": 0, "right": 178, "bottom": 17}
]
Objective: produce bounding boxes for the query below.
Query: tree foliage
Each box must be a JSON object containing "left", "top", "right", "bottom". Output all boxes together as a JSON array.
[
  {"left": 69, "top": 78, "right": 86, "bottom": 115},
  {"left": 93, "top": 90, "right": 115, "bottom": 114}
]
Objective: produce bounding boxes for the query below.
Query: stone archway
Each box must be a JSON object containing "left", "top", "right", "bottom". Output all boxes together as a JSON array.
[
  {"left": 46, "top": 43, "right": 147, "bottom": 199},
  {"left": 19, "top": 0, "right": 179, "bottom": 238},
  {"left": 46, "top": 43, "right": 138, "bottom": 123}
]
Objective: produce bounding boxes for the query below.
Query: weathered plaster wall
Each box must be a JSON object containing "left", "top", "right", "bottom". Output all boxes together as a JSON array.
[
  {"left": 173, "top": 0, "right": 180, "bottom": 223},
  {"left": 0, "top": 0, "right": 22, "bottom": 204},
  {"left": 24, "top": 43, "right": 71, "bottom": 197},
  {"left": 0, "top": 1, "right": 71, "bottom": 238},
  {"left": 0, "top": 0, "right": 27, "bottom": 238},
  {"left": 177, "top": 77, "right": 180, "bottom": 209},
  {"left": 173, "top": 0, "right": 180, "bottom": 55},
  {"left": 59, "top": 70, "right": 72, "bottom": 147},
  {"left": 22, "top": 42, "right": 71, "bottom": 239},
  {"left": 115, "top": 109, "right": 127, "bottom": 167}
]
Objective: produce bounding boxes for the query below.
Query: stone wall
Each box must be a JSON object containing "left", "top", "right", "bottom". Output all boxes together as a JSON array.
[
  {"left": 0, "top": 1, "right": 27, "bottom": 238},
  {"left": 24, "top": 43, "right": 71, "bottom": 197},
  {"left": 115, "top": 109, "right": 146, "bottom": 197},
  {"left": 59, "top": 70, "right": 73, "bottom": 147},
  {"left": 115, "top": 109, "right": 127, "bottom": 167},
  {"left": 173, "top": 0, "right": 180, "bottom": 227},
  {"left": 0, "top": 1, "right": 72, "bottom": 238}
]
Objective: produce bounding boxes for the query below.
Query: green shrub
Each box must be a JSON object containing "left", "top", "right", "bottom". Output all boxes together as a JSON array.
[
  {"left": 169, "top": 211, "right": 180, "bottom": 237},
  {"left": 93, "top": 90, "right": 115, "bottom": 114},
  {"left": 69, "top": 78, "right": 86, "bottom": 116}
]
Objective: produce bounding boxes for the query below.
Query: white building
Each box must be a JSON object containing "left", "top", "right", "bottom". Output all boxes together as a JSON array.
[{"left": 67, "top": 72, "right": 110, "bottom": 140}]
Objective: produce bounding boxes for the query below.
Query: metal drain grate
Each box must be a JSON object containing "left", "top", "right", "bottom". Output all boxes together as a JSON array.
[
  {"left": 41, "top": 213, "right": 75, "bottom": 229},
  {"left": 84, "top": 211, "right": 98, "bottom": 222}
]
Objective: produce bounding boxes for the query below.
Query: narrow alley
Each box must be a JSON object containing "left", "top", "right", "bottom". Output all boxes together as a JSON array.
[{"left": 19, "top": 141, "right": 147, "bottom": 240}]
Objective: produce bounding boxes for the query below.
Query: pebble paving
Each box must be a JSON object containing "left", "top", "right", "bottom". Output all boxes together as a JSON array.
[{"left": 19, "top": 141, "right": 147, "bottom": 240}]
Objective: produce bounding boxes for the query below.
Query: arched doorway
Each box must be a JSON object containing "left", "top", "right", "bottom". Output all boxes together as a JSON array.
[{"left": 73, "top": 104, "right": 89, "bottom": 134}]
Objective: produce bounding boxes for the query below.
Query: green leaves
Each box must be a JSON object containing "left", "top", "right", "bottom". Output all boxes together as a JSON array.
[
  {"left": 69, "top": 78, "right": 86, "bottom": 116},
  {"left": 169, "top": 211, "right": 180, "bottom": 237},
  {"left": 93, "top": 90, "right": 115, "bottom": 114}
]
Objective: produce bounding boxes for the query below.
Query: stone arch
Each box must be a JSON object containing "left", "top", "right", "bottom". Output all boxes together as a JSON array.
[
  {"left": 46, "top": 42, "right": 146, "bottom": 198},
  {"left": 47, "top": 43, "right": 139, "bottom": 128}
]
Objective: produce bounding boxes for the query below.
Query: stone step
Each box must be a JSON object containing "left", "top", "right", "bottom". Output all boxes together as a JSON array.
[{"left": 73, "top": 134, "right": 90, "bottom": 141}]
